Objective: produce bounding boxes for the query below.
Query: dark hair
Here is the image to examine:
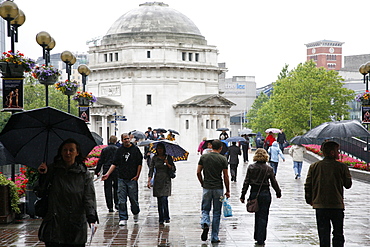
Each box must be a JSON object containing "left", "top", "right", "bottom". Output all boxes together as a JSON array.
[
  {"left": 109, "top": 135, "right": 117, "bottom": 143},
  {"left": 321, "top": 141, "right": 339, "bottom": 157},
  {"left": 54, "top": 138, "right": 86, "bottom": 164},
  {"left": 155, "top": 142, "right": 166, "bottom": 155},
  {"left": 211, "top": 139, "right": 222, "bottom": 150}
]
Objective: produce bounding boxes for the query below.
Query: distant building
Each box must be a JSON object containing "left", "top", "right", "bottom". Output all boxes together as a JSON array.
[{"left": 305, "top": 40, "right": 344, "bottom": 70}]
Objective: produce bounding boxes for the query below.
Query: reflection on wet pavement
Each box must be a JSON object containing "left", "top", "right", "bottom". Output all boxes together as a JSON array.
[{"left": 1, "top": 151, "right": 370, "bottom": 246}]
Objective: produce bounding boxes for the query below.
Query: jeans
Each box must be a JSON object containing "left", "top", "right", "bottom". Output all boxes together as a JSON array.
[
  {"left": 293, "top": 161, "right": 303, "bottom": 178},
  {"left": 104, "top": 173, "right": 118, "bottom": 210},
  {"left": 249, "top": 190, "right": 271, "bottom": 244},
  {"left": 157, "top": 196, "right": 170, "bottom": 223},
  {"left": 201, "top": 188, "right": 223, "bottom": 242},
  {"left": 269, "top": 161, "right": 278, "bottom": 174},
  {"left": 118, "top": 178, "right": 140, "bottom": 220},
  {"left": 315, "top": 208, "right": 345, "bottom": 247}
]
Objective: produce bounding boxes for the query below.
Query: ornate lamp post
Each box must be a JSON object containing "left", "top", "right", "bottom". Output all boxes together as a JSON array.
[
  {"left": 78, "top": 64, "right": 91, "bottom": 92},
  {"left": 61, "top": 51, "right": 76, "bottom": 113},
  {"left": 36, "top": 31, "right": 56, "bottom": 106},
  {"left": 0, "top": 0, "right": 23, "bottom": 52}
]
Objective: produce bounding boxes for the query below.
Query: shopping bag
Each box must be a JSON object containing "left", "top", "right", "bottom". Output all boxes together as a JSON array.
[{"left": 222, "top": 197, "right": 233, "bottom": 217}]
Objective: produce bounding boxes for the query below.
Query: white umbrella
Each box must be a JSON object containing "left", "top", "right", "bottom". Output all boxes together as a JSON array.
[
  {"left": 239, "top": 128, "right": 252, "bottom": 135},
  {"left": 265, "top": 128, "right": 281, "bottom": 134}
]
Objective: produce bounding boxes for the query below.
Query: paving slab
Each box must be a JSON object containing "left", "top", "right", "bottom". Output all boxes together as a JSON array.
[{"left": 0, "top": 150, "right": 369, "bottom": 246}]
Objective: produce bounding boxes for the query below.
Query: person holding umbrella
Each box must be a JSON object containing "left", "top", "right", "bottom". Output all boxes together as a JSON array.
[
  {"left": 147, "top": 142, "right": 176, "bottom": 224},
  {"left": 264, "top": 132, "right": 276, "bottom": 151},
  {"left": 35, "top": 138, "right": 99, "bottom": 247},
  {"left": 227, "top": 142, "right": 241, "bottom": 182}
]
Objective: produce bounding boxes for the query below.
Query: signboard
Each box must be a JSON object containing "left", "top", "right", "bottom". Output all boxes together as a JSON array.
[
  {"left": 362, "top": 106, "right": 370, "bottom": 123},
  {"left": 2, "top": 79, "right": 23, "bottom": 111},
  {"left": 79, "top": 107, "right": 90, "bottom": 122}
]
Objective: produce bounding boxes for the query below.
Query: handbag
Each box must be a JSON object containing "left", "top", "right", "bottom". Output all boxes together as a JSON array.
[
  {"left": 167, "top": 155, "right": 176, "bottom": 179},
  {"left": 246, "top": 167, "right": 268, "bottom": 213},
  {"left": 222, "top": 197, "right": 233, "bottom": 217},
  {"left": 34, "top": 196, "right": 48, "bottom": 217}
]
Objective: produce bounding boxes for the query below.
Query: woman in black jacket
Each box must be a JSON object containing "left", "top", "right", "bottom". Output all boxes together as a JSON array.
[
  {"left": 35, "top": 138, "right": 98, "bottom": 247},
  {"left": 240, "top": 148, "right": 281, "bottom": 246}
]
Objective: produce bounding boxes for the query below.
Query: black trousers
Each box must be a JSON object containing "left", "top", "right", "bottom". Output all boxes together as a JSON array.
[
  {"left": 104, "top": 173, "right": 118, "bottom": 210},
  {"left": 315, "top": 208, "right": 345, "bottom": 247},
  {"left": 242, "top": 145, "right": 249, "bottom": 162}
]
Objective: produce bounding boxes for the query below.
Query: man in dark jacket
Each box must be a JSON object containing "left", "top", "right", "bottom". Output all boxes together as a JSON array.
[
  {"left": 95, "top": 135, "right": 119, "bottom": 212},
  {"left": 304, "top": 141, "right": 352, "bottom": 247},
  {"left": 227, "top": 142, "right": 241, "bottom": 182},
  {"left": 277, "top": 129, "right": 287, "bottom": 152},
  {"left": 102, "top": 133, "right": 143, "bottom": 226}
]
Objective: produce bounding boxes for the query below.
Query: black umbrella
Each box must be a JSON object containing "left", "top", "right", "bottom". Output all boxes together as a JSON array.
[
  {"left": 150, "top": 140, "right": 189, "bottom": 161},
  {"left": 202, "top": 139, "right": 215, "bottom": 150},
  {"left": 0, "top": 142, "right": 14, "bottom": 166},
  {"left": 216, "top": 127, "right": 229, "bottom": 131},
  {"left": 305, "top": 120, "right": 370, "bottom": 138},
  {"left": 0, "top": 107, "right": 96, "bottom": 169},
  {"left": 168, "top": 129, "right": 180, "bottom": 135},
  {"left": 130, "top": 130, "right": 146, "bottom": 140},
  {"left": 154, "top": 128, "right": 167, "bottom": 133},
  {"left": 289, "top": 135, "right": 313, "bottom": 145},
  {"left": 201, "top": 139, "right": 227, "bottom": 155},
  {"left": 91, "top": 131, "right": 103, "bottom": 145}
]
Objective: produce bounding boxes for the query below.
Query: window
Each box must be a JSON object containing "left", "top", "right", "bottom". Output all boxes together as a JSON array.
[
  {"left": 147, "top": 94, "right": 152, "bottom": 105},
  {"left": 115, "top": 53, "right": 118, "bottom": 61},
  {"left": 186, "top": 120, "right": 189, "bottom": 129},
  {"left": 206, "top": 120, "right": 209, "bottom": 129},
  {"left": 216, "top": 120, "right": 219, "bottom": 129},
  {"left": 104, "top": 54, "right": 107, "bottom": 62},
  {"left": 195, "top": 53, "right": 199, "bottom": 62},
  {"left": 188, "top": 53, "right": 193, "bottom": 61},
  {"left": 182, "top": 52, "right": 186, "bottom": 61},
  {"left": 147, "top": 51, "right": 151, "bottom": 58},
  {"left": 109, "top": 53, "right": 113, "bottom": 62},
  {"left": 211, "top": 120, "right": 214, "bottom": 129}
]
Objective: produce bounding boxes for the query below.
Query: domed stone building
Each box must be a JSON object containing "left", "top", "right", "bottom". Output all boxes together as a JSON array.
[{"left": 88, "top": 2, "right": 234, "bottom": 150}]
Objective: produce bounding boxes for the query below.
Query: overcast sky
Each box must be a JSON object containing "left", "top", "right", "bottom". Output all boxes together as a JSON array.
[{"left": 13, "top": 0, "right": 370, "bottom": 87}]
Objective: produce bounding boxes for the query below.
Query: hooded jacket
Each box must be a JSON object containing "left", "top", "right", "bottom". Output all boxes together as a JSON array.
[
  {"left": 289, "top": 145, "right": 306, "bottom": 162},
  {"left": 268, "top": 141, "right": 285, "bottom": 162},
  {"left": 35, "top": 161, "right": 98, "bottom": 245}
]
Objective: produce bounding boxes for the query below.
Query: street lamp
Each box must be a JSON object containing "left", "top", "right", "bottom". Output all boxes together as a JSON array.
[
  {"left": 78, "top": 64, "right": 91, "bottom": 91},
  {"left": 0, "top": 0, "right": 25, "bottom": 52},
  {"left": 61, "top": 51, "right": 76, "bottom": 113},
  {"left": 36, "top": 31, "right": 55, "bottom": 106}
]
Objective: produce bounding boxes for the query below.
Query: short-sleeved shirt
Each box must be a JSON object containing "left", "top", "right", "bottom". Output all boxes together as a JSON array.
[
  {"left": 113, "top": 143, "right": 143, "bottom": 180},
  {"left": 198, "top": 152, "right": 228, "bottom": 189}
]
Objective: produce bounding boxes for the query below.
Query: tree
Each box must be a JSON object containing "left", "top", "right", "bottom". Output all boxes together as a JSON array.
[
  {"left": 245, "top": 92, "right": 272, "bottom": 133},
  {"left": 270, "top": 60, "right": 354, "bottom": 138}
]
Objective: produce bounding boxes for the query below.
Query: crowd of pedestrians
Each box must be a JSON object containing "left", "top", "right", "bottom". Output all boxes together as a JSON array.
[{"left": 31, "top": 126, "right": 352, "bottom": 247}]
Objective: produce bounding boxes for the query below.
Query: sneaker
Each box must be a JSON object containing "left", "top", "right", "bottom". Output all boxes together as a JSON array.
[
  {"left": 211, "top": 239, "right": 221, "bottom": 243},
  {"left": 201, "top": 223, "right": 209, "bottom": 241},
  {"left": 133, "top": 214, "right": 139, "bottom": 223},
  {"left": 295, "top": 174, "right": 299, "bottom": 179},
  {"left": 119, "top": 220, "right": 127, "bottom": 226}
]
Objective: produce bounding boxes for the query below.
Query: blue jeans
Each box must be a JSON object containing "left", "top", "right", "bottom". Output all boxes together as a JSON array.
[
  {"left": 269, "top": 161, "right": 278, "bottom": 174},
  {"left": 118, "top": 178, "right": 140, "bottom": 220},
  {"left": 249, "top": 190, "right": 271, "bottom": 244},
  {"left": 201, "top": 188, "right": 223, "bottom": 242},
  {"left": 315, "top": 208, "right": 345, "bottom": 247},
  {"left": 157, "top": 196, "right": 170, "bottom": 223},
  {"left": 293, "top": 161, "right": 303, "bottom": 178}
]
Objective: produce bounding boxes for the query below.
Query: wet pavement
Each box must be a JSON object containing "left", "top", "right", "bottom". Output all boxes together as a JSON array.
[{"left": 1, "top": 150, "right": 370, "bottom": 246}]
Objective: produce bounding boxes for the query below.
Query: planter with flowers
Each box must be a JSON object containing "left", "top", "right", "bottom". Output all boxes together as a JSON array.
[
  {"left": 0, "top": 173, "right": 20, "bottom": 223},
  {"left": 73, "top": 91, "right": 97, "bottom": 106},
  {"left": 0, "top": 50, "right": 35, "bottom": 78},
  {"left": 355, "top": 92, "right": 370, "bottom": 105},
  {"left": 55, "top": 80, "right": 79, "bottom": 96},
  {"left": 32, "top": 65, "right": 61, "bottom": 85}
]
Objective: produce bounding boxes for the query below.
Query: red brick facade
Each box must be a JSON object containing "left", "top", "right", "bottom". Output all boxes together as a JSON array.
[{"left": 305, "top": 40, "right": 344, "bottom": 70}]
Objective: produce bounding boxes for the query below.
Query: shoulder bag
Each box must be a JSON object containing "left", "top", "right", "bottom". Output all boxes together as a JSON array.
[{"left": 246, "top": 167, "right": 268, "bottom": 213}]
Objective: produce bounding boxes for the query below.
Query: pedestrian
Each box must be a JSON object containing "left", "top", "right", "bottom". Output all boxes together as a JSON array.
[
  {"left": 197, "top": 139, "right": 230, "bottom": 243},
  {"left": 240, "top": 148, "right": 281, "bottom": 246},
  {"left": 145, "top": 127, "right": 154, "bottom": 140},
  {"left": 277, "top": 128, "right": 287, "bottom": 152},
  {"left": 240, "top": 134, "right": 250, "bottom": 163},
  {"left": 203, "top": 141, "right": 213, "bottom": 154},
  {"left": 289, "top": 143, "right": 306, "bottom": 179},
  {"left": 102, "top": 133, "right": 143, "bottom": 226},
  {"left": 255, "top": 132, "right": 264, "bottom": 149},
  {"left": 227, "top": 142, "right": 241, "bottom": 182},
  {"left": 95, "top": 135, "right": 119, "bottom": 212},
  {"left": 35, "top": 138, "right": 99, "bottom": 247},
  {"left": 304, "top": 141, "right": 352, "bottom": 247},
  {"left": 263, "top": 132, "right": 275, "bottom": 151},
  {"left": 147, "top": 142, "right": 176, "bottom": 224},
  {"left": 219, "top": 130, "right": 229, "bottom": 140},
  {"left": 197, "top": 137, "right": 207, "bottom": 155},
  {"left": 267, "top": 141, "right": 285, "bottom": 174}
]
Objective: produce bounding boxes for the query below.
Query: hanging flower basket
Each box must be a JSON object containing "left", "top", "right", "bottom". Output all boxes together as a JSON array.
[
  {"left": 355, "top": 92, "right": 370, "bottom": 105},
  {"left": 55, "top": 80, "right": 79, "bottom": 95},
  {"left": 73, "top": 91, "right": 97, "bottom": 106},
  {"left": 32, "top": 65, "right": 61, "bottom": 85},
  {"left": 0, "top": 51, "right": 35, "bottom": 78}
]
